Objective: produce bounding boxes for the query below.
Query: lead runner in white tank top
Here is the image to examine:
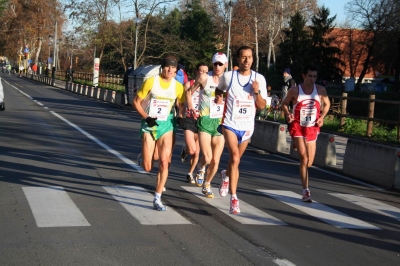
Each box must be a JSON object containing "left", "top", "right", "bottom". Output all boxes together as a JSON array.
[{"left": 219, "top": 70, "right": 268, "bottom": 132}]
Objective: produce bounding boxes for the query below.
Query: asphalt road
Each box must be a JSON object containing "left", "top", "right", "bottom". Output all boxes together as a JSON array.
[{"left": 1, "top": 73, "right": 400, "bottom": 266}]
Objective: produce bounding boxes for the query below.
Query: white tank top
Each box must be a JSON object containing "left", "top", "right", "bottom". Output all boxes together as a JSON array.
[
  {"left": 293, "top": 84, "right": 321, "bottom": 127},
  {"left": 199, "top": 73, "right": 221, "bottom": 117}
]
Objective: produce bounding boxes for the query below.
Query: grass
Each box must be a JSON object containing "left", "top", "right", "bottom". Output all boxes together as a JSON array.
[{"left": 323, "top": 116, "right": 399, "bottom": 144}]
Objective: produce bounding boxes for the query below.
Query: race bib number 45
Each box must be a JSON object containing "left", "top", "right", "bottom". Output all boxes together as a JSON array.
[
  {"left": 148, "top": 99, "right": 170, "bottom": 121},
  {"left": 232, "top": 99, "right": 253, "bottom": 121}
]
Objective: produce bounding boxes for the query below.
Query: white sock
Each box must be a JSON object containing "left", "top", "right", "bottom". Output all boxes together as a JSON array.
[
  {"left": 302, "top": 188, "right": 309, "bottom": 194},
  {"left": 231, "top": 194, "right": 238, "bottom": 200},
  {"left": 154, "top": 192, "right": 161, "bottom": 201},
  {"left": 188, "top": 173, "right": 193, "bottom": 176},
  {"left": 204, "top": 181, "right": 210, "bottom": 185}
]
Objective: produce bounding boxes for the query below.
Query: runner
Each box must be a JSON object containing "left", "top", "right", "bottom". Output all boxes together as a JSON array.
[
  {"left": 133, "top": 55, "right": 185, "bottom": 211},
  {"left": 281, "top": 64, "right": 330, "bottom": 202},
  {"left": 215, "top": 46, "right": 268, "bottom": 214},
  {"left": 180, "top": 62, "right": 209, "bottom": 184},
  {"left": 187, "top": 52, "right": 227, "bottom": 198}
]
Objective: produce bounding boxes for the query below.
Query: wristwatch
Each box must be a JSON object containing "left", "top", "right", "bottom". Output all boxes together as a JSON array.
[{"left": 254, "top": 91, "right": 259, "bottom": 95}]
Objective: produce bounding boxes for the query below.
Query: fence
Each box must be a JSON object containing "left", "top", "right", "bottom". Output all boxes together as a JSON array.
[
  {"left": 50, "top": 70, "right": 124, "bottom": 91},
  {"left": 329, "top": 93, "right": 400, "bottom": 141}
]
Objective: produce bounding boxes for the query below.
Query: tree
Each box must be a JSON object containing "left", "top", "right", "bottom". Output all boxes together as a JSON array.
[
  {"left": 278, "top": 12, "right": 311, "bottom": 82},
  {"left": 309, "top": 6, "right": 343, "bottom": 82},
  {"left": 345, "top": 0, "right": 400, "bottom": 91},
  {"left": 180, "top": 0, "right": 217, "bottom": 70}
]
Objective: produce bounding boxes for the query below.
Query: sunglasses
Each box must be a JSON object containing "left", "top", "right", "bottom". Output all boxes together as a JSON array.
[{"left": 213, "top": 62, "right": 224, "bottom": 66}]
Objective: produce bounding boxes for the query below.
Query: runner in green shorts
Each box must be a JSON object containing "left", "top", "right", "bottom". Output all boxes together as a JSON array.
[
  {"left": 133, "top": 55, "right": 185, "bottom": 211},
  {"left": 186, "top": 52, "right": 227, "bottom": 198}
]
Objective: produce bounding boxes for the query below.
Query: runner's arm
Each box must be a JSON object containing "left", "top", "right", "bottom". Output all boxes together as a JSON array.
[
  {"left": 316, "top": 86, "right": 330, "bottom": 127},
  {"left": 282, "top": 87, "right": 297, "bottom": 123}
]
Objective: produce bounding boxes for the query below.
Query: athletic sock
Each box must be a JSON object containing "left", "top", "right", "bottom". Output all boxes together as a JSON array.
[
  {"left": 302, "top": 188, "right": 309, "bottom": 194},
  {"left": 231, "top": 194, "right": 238, "bottom": 200},
  {"left": 154, "top": 192, "right": 161, "bottom": 201}
]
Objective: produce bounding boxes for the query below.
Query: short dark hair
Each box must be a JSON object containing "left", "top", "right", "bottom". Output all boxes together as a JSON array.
[
  {"left": 302, "top": 64, "right": 318, "bottom": 75},
  {"left": 196, "top": 62, "right": 208, "bottom": 71},
  {"left": 236, "top": 46, "right": 253, "bottom": 58}
]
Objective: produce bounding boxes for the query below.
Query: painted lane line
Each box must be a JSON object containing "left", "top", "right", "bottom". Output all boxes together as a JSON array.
[
  {"left": 103, "top": 186, "right": 191, "bottom": 225},
  {"left": 22, "top": 186, "right": 90, "bottom": 227},
  {"left": 4, "top": 80, "right": 33, "bottom": 99},
  {"left": 33, "top": 100, "right": 43, "bottom": 106},
  {"left": 182, "top": 186, "right": 286, "bottom": 225},
  {"left": 258, "top": 190, "right": 380, "bottom": 229},
  {"left": 272, "top": 154, "right": 384, "bottom": 191},
  {"left": 330, "top": 193, "right": 400, "bottom": 221},
  {"left": 50, "top": 111, "right": 146, "bottom": 173}
]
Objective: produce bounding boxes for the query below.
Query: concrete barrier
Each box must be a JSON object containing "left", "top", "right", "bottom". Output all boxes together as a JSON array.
[
  {"left": 289, "top": 133, "right": 336, "bottom": 167},
  {"left": 250, "top": 120, "right": 288, "bottom": 153},
  {"left": 343, "top": 139, "right": 400, "bottom": 188}
]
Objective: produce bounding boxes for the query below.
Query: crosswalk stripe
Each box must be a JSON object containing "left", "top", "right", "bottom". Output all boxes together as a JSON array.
[
  {"left": 102, "top": 186, "right": 191, "bottom": 225},
  {"left": 182, "top": 186, "right": 286, "bottom": 225},
  {"left": 22, "top": 186, "right": 90, "bottom": 228},
  {"left": 330, "top": 193, "right": 400, "bottom": 221},
  {"left": 258, "top": 190, "right": 380, "bottom": 229}
]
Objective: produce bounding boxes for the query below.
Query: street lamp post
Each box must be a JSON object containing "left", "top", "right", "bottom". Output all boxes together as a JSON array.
[
  {"left": 226, "top": 0, "right": 233, "bottom": 71},
  {"left": 134, "top": 17, "right": 143, "bottom": 70},
  {"left": 70, "top": 36, "right": 75, "bottom": 67}
]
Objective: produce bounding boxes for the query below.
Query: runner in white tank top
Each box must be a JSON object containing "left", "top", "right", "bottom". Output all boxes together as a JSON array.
[
  {"left": 186, "top": 52, "right": 227, "bottom": 198},
  {"left": 215, "top": 46, "right": 268, "bottom": 214},
  {"left": 281, "top": 64, "right": 330, "bottom": 203}
]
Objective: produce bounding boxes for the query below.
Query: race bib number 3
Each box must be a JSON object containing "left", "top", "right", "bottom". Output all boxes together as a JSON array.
[
  {"left": 210, "top": 97, "right": 224, "bottom": 119},
  {"left": 148, "top": 99, "right": 170, "bottom": 121},
  {"left": 300, "top": 107, "right": 317, "bottom": 127},
  {"left": 232, "top": 100, "right": 253, "bottom": 121}
]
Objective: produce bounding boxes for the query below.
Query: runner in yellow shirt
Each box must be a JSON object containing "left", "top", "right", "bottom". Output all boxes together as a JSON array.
[{"left": 133, "top": 55, "right": 185, "bottom": 211}]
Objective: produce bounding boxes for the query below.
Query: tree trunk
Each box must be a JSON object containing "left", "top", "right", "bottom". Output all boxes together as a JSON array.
[{"left": 355, "top": 43, "right": 375, "bottom": 91}]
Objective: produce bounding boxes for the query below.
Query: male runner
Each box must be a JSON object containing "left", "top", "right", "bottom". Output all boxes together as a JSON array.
[
  {"left": 215, "top": 46, "right": 267, "bottom": 214},
  {"left": 180, "top": 62, "right": 209, "bottom": 184},
  {"left": 187, "top": 52, "right": 227, "bottom": 198},
  {"left": 133, "top": 55, "right": 185, "bottom": 211},
  {"left": 281, "top": 64, "right": 330, "bottom": 202}
]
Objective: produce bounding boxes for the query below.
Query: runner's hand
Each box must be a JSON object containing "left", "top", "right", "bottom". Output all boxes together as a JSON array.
[
  {"left": 252, "top": 80, "right": 259, "bottom": 92},
  {"left": 145, "top": 117, "right": 159, "bottom": 127},
  {"left": 286, "top": 113, "right": 294, "bottom": 124},
  {"left": 215, "top": 94, "right": 223, "bottom": 103}
]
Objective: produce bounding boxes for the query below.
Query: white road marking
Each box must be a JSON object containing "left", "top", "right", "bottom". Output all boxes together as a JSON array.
[
  {"left": 330, "top": 193, "right": 400, "bottom": 221},
  {"left": 272, "top": 154, "right": 384, "bottom": 191},
  {"left": 33, "top": 100, "right": 43, "bottom": 106},
  {"left": 50, "top": 111, "right": 146, "bottom": 173},
  {"left": 258, "top": 190, "right": 380, "bottom": 229},
  {"left": 22, "top": 186, "right": 90, "bottom": 227},
  {"left": 182, "top": 186, "right": 286, "bottom": 225},
  {"left": 103, "top": 186, "right": 191, "bottom": 225}
]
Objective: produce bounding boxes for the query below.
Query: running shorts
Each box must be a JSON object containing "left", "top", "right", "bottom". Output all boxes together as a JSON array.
[
  {"left": 182, "top": 117, "right": 198, "bottom": 133},
  {"left": 197, "top": 116, "right": 222, "bottom": 137},
  {"left": 140, "top": 113, "right": 174, "bottom": 141},
  {"left": 218, "top": 125, "right": 253, "bottom": 144},
  {"left": 288, "top": 121, "right": 320, "bottom": 142}
]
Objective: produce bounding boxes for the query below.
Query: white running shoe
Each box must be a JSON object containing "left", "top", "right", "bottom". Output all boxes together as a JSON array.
[
  {"left": 153, "top": 199, "right": 167, "bottom": 211},
  {"left": 195, "top": 171, "right": 205, "bottom": 187},
  {"left": 230, "top": 198, "right": 240, "bottom": 214},
  {"left": 302, "top": 190, "right": 312, "bottom": 202},
  {"left": 219, "top": 170, "right": 229, "bottom": 197}
]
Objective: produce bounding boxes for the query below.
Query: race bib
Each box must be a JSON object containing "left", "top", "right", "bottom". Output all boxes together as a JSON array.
[
  {"left": 192, "top": 95, "right": 200, "bottom": 111},
  {"left": 300, "top": 107, "right": 317, "bottom": 127},
  {"left": 232, "top": 99, "right": 253, "bottom": 121},
  {"left": 148, "top": 99, "right": 170, "bottom": 121},
  {"left": 210, "top": 97, "right": 224, "bottom": 118}
]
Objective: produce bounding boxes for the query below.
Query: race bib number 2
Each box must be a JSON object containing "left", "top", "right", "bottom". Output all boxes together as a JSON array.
[{"left": 148, "top": 99, "right": 170, "bottom": 121}]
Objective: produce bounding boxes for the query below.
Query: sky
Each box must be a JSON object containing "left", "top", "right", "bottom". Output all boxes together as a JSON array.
[{"left": 318, "top": 0, "right": 350, "bottom": 25}]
